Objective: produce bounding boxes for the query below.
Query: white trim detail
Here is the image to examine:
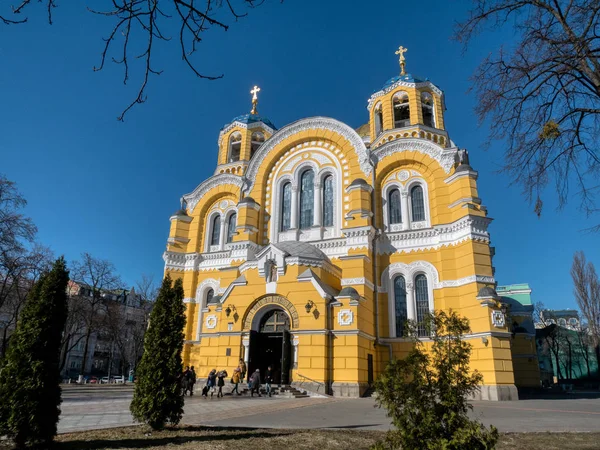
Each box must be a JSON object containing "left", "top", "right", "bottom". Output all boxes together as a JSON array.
[
  {"left": 182, "top": 174, "right": 244, "bottom": 213},
  {"left": 341, "top": 278, "right": 375, "bottom": 291},
  {"left": 244, "top": 117, "right": 371, "bottom": 188},
  {"left": 205, "top": 315, "right": 218, "bottom": 330},
  {"left": 368, "top": 79, "right": 443, "bottom": 110},
  {"left": 372, "top": 138, "right": 457, "bottom": 174},
  {"left": 337, "top": 309, "right": 354, "bottom": 326}
]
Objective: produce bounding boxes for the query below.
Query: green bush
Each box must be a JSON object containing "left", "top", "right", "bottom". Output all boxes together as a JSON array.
[
  {"left": 0, "top": 257, "right": 69, "bottom": 449},
  {"left": 373, "top": 310, "right": 499, "bottom": 450},
  {"left": 130, "top": 275, "right": 185, "bottom": 430}
]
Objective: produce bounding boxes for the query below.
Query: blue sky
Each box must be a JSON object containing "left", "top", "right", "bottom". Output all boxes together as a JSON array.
[{"left": 1, "top": 1, "right": 598, "bottom": 310}]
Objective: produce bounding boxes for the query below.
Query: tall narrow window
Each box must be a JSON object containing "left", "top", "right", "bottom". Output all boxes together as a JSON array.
[
  {"left": 280, "top": 182, "right": 291, "bottom": 231},
  {"left": 299, "top": 169, "right": 314, "bottom": 229},
  {"left": 323, "top": 175, "right": 334, "bottom": 227},
  {"left": 374, "top": 103, "right": 383, "bottom": 136},
  {"left": 394, "top": 275, "right": 408, "bottom": 337},
  {"left": 226, "top": 213, "right": 237, "bottom": 243},
  {"left": 228, "top": 132, "right": 242, "bottom": 162},
  {"left": 415, "top": 274, "right": 430, "bottom": 336},
  {"left": 421, "top": 92, "right": 435, "bottom": 128},
  {"left": 388, "top": 188, "right": 402, "bottom": 224},
  {"left": 205, "top": 288, "right": 214, "bottom": 305},
  {"left": 393, "top": 91, "right": 410, "bottom": 128},
  {"left": 250, "top": 132, "right": 265, "bottom": 159},
  {"left": 411, "top": 185, "right": 425, "bottom": 222},
  {"left": 210, "top": 215, "right": 221, "bottom": 246}
]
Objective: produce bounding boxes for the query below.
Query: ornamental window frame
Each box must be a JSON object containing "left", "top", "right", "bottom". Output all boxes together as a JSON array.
[
  {"left": 270, "top": 149, "right": 342, "bottom": 243},
  {"left": 386, "top": 265, "right": 436, "bottom": 339},
  {"left": 421, "top": 91, "right": 435, "bottom": 128},
  {"left": 205, "top": 206, "right": 238, "bottom": 252},
  {"left": 374, "top": 102, "right": 383, "bottom": 136},
  {"left": 381, "top": 177, "right": 431, "bottom": 232},
  {"left": 194, "top": 278, "right": 220, "bottom": 341},
  {"left": 225, "top": 210, "right": 237, "bottom": 244},
  {"left": 250, "top": 131, "right": 265, "bottom": 159},
  {"left": 392, "top": 91, "right": 410, "bottom": 129},
  {"left": 228, "top": 131, "right": 242, "bottom": 163}
]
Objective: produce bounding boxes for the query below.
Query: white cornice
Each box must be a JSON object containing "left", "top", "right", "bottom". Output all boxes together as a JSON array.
[
  {"left": 244, "top": 117, "right": 371, "bottom": 190},
  {"left": 367, "top": 79, "right": 443, "bottom": 110},
  {"left": 444, "top": 169, "right": 478, "bottom": 184},
  {"left": 182, "top": 174, "right": 244, "bottom": 213},
  {"left": 217, "top": 120, "right": 276, "bottom": 147},
  {"left": 372, "top": 138, "right": 457, "bottom": 174}
]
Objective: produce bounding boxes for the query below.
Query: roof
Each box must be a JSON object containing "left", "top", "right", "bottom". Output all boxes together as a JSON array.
[
  {"left": 228, "top": 113, "right": 276, "bottom": 130},
  {"left": 348, "top": 178, "right": 370, "bottom": 188},
  {"left": 273, "top": 241, "right": 329, "bottom": 262},
  {"left": 172, "top": 209, "right": 188, "bottom": 216},
  {"left": 543, "top": 309, "right": 579, "bottom": 318},
  {"left": 374, "top": 73, "right": 428, "bottom": 94},
  {"left": 298, "top": 269, "right": 339, "bottom": 298},
  {"left": 476, "top": 286, "right": 498, "bottom": 299},
  {"left": 355, "top": 123, "right": 370, "bottom": 137},
  {"left": 498, "top": 283, "right": 532, "bottom": 307},
  {"left": 338, "top": 287, "right": 360, "bottom": 300},
  {"left": 238, "top": 196, "right": 258, "bottom": 206}
]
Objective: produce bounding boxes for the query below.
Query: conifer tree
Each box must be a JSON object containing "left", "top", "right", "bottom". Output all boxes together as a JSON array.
[
  {"left": 0, "top": 257, "right": 69, "bottom": 449},
  {"left": 130, "top": 274, "right": 186, "bottom": 430}
]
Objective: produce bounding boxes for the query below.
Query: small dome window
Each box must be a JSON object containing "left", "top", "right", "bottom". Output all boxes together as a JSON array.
[
  {"left": 250, "top": 131, "right": 265, "bottom": 159},
  {"left": 393, "top": 91, "right": 410, "bottom": 128},
  {"left": 374, "top": 102, "right": 383, "bottom": 136},
  {"left": 421, "top": 92, "right": 435, "bottom": 128},
  {"left": 228, "top": 132, "right": 242, "bottom": 163}
]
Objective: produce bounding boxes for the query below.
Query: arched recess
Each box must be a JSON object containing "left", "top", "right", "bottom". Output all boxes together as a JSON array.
[
  {"left": 242, "top": 294, "right": 300, "bottom": 331},
  {"left": 196, "top": 193, "right": 240, "bottom": 253},
  {"left": 244, "top": 117, "right": 371, "bottom": 195}
]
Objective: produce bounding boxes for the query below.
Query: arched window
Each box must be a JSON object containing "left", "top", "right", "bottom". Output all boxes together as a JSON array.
[
  {"left": 299, "top": 169, "right": 314, "bottom": 229},
  {"left": 415, "top": 274, "right": 430, "bottom": 336},
  {"left": 259, "top": 309, "right": 290, "bottom": 332},
  {"left": 374, "top": 103, "right": 383, "bottom": 136},
  {"left": 250, "top": 132, "right": 265, "bottom": 159},
  {"left": 388, "top": 188, "right": 402, "bottom": 224},
  {"left": 226, "top": 213, "right": 237, "bottom": 243},
  {"left": 323, "top": 175, "right": 334, "bottom": 227},
  {"left": 205, "top": 288, "right": 214, "bottom": 305},
  {"left": 393, "top": 91, "right": 410, "bottom": 128},
  {"left": 421, "top": 92, "right": 435, "bottom": 128},
  {"left": 394, "top": 275, "right": 408, "bottom": 337},
  {"left": 411, "top": 185, "right": 425, "bottom": 222},
  {"left": 228, "top": 132, "right": 242, "bottom": 163},
  {"left": 210, "top": 215, "right": 221, "bottom": 246},
  {"left": 280, "top": 182, "right": 292, "bottom": 231}
]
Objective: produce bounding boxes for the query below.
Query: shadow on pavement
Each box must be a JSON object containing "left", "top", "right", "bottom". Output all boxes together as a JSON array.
[{"left": 517, "top": 389, "right": 600, "bottom": 400}]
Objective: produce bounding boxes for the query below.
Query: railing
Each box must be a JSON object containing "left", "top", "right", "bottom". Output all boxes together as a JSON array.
[{"left": 296, "top": 373, "right": 325, "bottom": 393}]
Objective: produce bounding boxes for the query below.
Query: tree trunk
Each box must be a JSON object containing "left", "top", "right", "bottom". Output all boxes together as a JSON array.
[
  {"left": 1, "top": 326, "right": 8, "bottom": 359},
  {"left": 80, "top": 328, "right": 92, "bottom": 376},
  {"left": 59, "top": 334, "right": 71, "bottom": 374}
]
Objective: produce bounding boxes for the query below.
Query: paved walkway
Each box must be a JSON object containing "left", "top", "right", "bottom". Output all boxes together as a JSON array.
[{"left": 58, "top": 385, "right": 600, "bottom": 434}]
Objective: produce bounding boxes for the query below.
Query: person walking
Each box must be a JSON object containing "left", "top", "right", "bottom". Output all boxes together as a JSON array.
[
  {"left": 238, "top": 359, "right": 247, "bottom": 383},
  {"left": 265, "top": 366, "right": 274, "bottom": 397},
  {"left": 205, "top": 369, "right": 217, "bottom": 398},
  {"left": 189, "top": 366, "right": 197, "bottom": 396},
  {"left": 216, "top": 369, "right": 228, "bottom": 398},
  {"left": 250, "top": 368, "right": 261, "bottom": 397},
  {"left": 231, "top": 368, "right": 242, "bottom": 395},
  {"left": 182, "top": 366, "right": 191, "bottom": 396}
]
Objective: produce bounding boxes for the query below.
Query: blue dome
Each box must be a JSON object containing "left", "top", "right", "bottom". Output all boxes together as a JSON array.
[
  {"left": 228, "top": 113, "right": 276, "bottom": 130},
  {"left": 374, "top": 73, "right": 428, "bottom": 94}
]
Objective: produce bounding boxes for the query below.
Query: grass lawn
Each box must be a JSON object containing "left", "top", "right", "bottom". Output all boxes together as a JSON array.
[{"left": 2, "top": 427, "right": 600, "bottom": 449}]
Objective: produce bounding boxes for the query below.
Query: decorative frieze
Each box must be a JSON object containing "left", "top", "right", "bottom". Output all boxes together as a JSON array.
[
  {"left": 372, "top": 138, "right": 457, "bottom": 174},
  {"left": 182, "top": 174, "right": 244, "bottom": 213}
]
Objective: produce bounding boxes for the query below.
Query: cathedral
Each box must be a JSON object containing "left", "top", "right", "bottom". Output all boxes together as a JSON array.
[{"left": 164, "top": 48, "right": 528, "bottom": 400}]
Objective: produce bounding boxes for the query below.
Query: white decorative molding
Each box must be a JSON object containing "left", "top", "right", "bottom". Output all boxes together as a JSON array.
[
  {"left": 183, "top": 298, "right": 194, "bottom": 304},
  {"left": 341, "top": 278, "right": 375, "bottom": 291},
  {"left": 372, "top": 138, "right": 457, "bottom": 173},
  {"left": 205, "top": 315, "right": 218, "bottom": 329},
  {"left": 444, "top": 169, "right": 478, "bottom": 184},
  {"left": 397, "top": 170, "right": 409, "bottom": 181},
  {"left": 437, "top": 275, "right": 496, "bottom": 289},
  {"left": 244, "top": 117, "right": 371, "bottom": 190},
  {"left": 195, "top": 278, "right": 221, "bottom": 301},
  {"left": 491, "top": 311, "right": 506, "bottom": 328},
  {"left": 337, "top": 309, "right": 354, "bottom": 326},
  {"left": 217, "top": 118, "right": 276, "bottom": 147},
  {"left": 281, "top": 155, "right": 303, "bottom": 172},
  {"left": 382, "top": 260, "right": 440, "bottom": 292},
  {"left": 379, "top": 215, "right": 492, "bottom": 255},
  {"left": 182, "top": 174, "right": 244, "bottom": 213}
]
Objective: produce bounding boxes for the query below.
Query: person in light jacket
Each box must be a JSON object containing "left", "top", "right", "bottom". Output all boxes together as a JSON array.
[{"left": 231, "top": 368, "right": 242, "bottom": 395}]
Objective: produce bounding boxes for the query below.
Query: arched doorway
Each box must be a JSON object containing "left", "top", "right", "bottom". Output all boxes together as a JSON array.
[{"left": 248, "top": 307, "right": 292, "bottom": 385}]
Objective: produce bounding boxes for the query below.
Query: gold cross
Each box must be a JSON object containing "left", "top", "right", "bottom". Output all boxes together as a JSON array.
[
  {"left": 250, "top": 85, "right": 260, "bottom": 114},
  {"left": 395, "top": 45, "right": 408, "bottom": 75}
]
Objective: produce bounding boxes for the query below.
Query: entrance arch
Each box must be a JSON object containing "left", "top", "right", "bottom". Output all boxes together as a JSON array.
[
  {"left": 242, "top": 294, "right": 299, "bottom": 330},
  {"left": 246, "top": 303, "right": 293, "bottom": 385}
]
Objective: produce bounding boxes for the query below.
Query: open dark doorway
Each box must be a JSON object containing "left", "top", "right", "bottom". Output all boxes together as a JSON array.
[{"left": 248, "top": 308, "right": 291, "bottom": 385}]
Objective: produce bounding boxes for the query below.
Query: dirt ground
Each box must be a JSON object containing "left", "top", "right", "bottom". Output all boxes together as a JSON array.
[{"left": 2, "top": 427, "right": 600, "bottom": 449}]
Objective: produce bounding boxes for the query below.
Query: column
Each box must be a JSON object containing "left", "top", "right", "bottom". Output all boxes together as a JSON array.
[
  {"left": 218, "top": 217, "right": 227, "bottom": 250},
  {"left": 290, "top": 184, "right": 299, "bottom": 229},
  {"left": 401, "top": 191, "right": 411, "bottom": 231},
  {"left": 313, "top": 182, "right": 322, "bottom": 227},
  {"left": 406, "top": 282, "right": 416, "bottom": 321},
  {"left": 292, "top": 336, "right": 299, "bottom": 369},
  {"left": 242, "top": 337, "right": 250, "bottom": 366}
]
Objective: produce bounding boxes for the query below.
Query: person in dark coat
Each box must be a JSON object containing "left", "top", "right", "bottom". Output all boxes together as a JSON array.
[
  {"left": 250, "top": 368, "right": 261, "bottom": 397},
  {"left": 238, "top": 359, "right": 247, "bottom": 383},
  {"left": 182, "top": 366, "right": 190, "bottom": 396},
  {"left": 216, "top": 369, "right": 228, "bottom": 398},
  {"left": 264, "top": 366, "right": 274, "bottom": 397},
  {"left": 188, "top": 366, "right": 197, "bottom": 396},
  {"left": 205, "top": 369, "right": 217, "bottom": 398}
]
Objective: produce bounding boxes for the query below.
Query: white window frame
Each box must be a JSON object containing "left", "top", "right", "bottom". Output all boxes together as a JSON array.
[{"left": 382, "top": 177, "right": 431, "bottom": 231}]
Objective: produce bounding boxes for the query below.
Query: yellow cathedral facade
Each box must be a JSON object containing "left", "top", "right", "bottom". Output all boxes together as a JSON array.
[{"left": 164, "top": 49, "right": 522, "bottom": 400}]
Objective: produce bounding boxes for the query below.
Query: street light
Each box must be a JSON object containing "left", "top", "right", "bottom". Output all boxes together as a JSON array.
[{"left": 305, "top": 300, "right": 315, "bottom": 314}]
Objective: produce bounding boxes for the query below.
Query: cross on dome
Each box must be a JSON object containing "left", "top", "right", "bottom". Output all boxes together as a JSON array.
[
  {"left": 395, "top": 45, "right": 408, "bottom": 76},
  {"left": 250, "top": 85, "right": 260, "bottom": 114}
]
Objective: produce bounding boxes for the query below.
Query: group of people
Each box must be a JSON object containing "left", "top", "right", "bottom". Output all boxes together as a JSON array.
[
  {"left": 181, "top": 366, "right": 197, "bottom": 396},
  {"left": 197, "top": 359, "right": 275, "bottom": 398}
]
